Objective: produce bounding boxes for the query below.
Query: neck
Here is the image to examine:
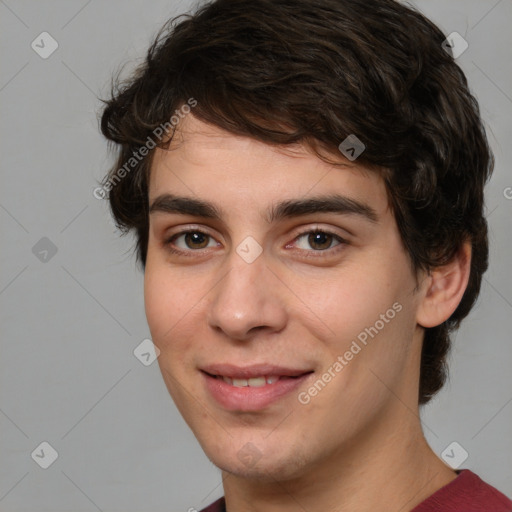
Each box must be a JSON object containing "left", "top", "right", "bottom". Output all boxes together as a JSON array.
[{"left": 222, "top": 401, "right": 456, "bottom": 512}]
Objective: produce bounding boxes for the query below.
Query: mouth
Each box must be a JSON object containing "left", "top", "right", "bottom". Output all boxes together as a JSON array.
[
  {"left": 200, "top": 364, "right": 314, "bottom": 411},
  {"left": 211, "top": 374, "right": 285, "bottom": 387}
]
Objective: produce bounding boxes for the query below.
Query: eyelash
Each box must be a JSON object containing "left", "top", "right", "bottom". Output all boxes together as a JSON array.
[{"left": 163, "top": 228, "right": 348, "bottom": 258}]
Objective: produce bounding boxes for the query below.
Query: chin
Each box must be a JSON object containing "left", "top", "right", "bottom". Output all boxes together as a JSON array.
[
  {"left": 216, "top": 457, "right": 304, "bottom": 482},
  {"left": 201, "top": 438, "right": 310, "bottom": 482}
]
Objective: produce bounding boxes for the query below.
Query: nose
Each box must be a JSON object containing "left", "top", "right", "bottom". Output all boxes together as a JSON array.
[{"left": 207, "top": 250, "right": 288, "bottom": 342}]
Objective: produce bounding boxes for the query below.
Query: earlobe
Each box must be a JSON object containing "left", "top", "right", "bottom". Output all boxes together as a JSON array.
[{"left": 416, "top": 241, "right": 472, "bottom": 329}]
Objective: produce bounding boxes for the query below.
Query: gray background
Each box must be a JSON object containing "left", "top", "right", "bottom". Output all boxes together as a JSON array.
[{"left": 0, "top": 0, "right": 511, "bottom": 510}]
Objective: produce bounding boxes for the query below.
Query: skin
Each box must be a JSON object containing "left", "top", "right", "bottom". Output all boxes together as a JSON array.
[{"left": 144, "top": 113, "right": 471, "bottom": 512}]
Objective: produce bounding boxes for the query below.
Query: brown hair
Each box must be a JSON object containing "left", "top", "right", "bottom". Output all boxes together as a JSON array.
[{"left": 100, "top": 0, "right": 493, "bottom": 404}]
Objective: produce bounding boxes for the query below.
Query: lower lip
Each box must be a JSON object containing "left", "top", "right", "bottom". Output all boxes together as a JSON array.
[{"left": 202, "top": 372, "right": 312, "bottom": 411}]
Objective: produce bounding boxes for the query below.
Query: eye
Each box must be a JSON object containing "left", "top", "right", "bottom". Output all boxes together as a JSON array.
[
  {"left": 292, "top": 230, "right": 344, "bottom": 252},
  {"left": 167, "top": 230, "right": 218, "bottom": 251}
]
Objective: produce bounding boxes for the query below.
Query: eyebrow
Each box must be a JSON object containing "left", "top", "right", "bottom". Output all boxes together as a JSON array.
[{"left": 149, "top": 193, "right": 379, "bottom": 224}]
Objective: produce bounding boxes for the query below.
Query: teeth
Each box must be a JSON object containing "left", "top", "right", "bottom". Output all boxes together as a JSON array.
[
  {"left": 248, "top": 377, "right": 266, "bottom": 387},
  {"left": 220, "top": 375, "right": 280, "bottom": 387}
]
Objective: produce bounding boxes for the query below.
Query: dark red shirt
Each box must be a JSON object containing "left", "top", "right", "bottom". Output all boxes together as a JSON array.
[{"left": 199, "top": 470, "right": 512, "bottom": 512}]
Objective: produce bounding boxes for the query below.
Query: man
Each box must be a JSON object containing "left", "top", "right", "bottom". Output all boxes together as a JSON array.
[{"left": 100, "top": 0, "right": 512, "bottom": 510}]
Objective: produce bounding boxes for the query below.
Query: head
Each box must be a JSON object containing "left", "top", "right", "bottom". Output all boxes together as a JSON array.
[{"left": 100, "top": 0, "right": 492, "bottom": 480}]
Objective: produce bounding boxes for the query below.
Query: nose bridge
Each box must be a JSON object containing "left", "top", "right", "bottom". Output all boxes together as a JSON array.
[
  {"left": 225, "top": 253, "right": 263, "bottom": 298},
  {"left": 207, "top": 247, "right": 286, "bottom": 340}
]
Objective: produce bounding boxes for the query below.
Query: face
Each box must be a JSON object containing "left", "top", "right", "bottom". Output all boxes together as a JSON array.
[{"left": 144, "top": 114, "right": 425, "bottom": 481}]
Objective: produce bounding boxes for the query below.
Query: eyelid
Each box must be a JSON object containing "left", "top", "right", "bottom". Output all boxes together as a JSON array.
[
  {"left": 287, "top": 223, "right": 349, "bottom": 244},
  {"left": 163, "top": 224, "right": 216, "bottom": 240},
  {"left": 164, "top": 226, "right": 218, "bottom": 247},
  {"left": 162, "top": 224, "right": 349, "bottom": 259},
  {"left": 286, "top": 228, "right": 347, "bottom": 255}
]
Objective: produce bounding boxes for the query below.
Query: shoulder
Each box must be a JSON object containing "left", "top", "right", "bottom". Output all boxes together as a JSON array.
[
  {"left": 412, "top": 469, "right": 512, "bottom": 512},
  {"left": 198, "top": 497, "right": 225, "bottom": 512}
]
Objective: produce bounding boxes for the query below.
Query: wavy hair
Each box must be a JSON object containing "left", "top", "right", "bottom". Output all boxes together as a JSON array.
[{"left": 100, "top": 0, "right": 493, "bottom": 404}]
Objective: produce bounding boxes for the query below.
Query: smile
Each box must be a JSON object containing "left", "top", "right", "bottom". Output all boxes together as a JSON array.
[
  {"left": 217, "top": 375, "right": 280, "bottom": 387},
  {"left": 200, "top": 364, "right": 314, "bottom": 411}
]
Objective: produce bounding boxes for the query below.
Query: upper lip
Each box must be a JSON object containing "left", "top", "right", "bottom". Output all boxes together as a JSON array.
[{"left": 201, "top": 363, "right": 313, "bottom": 379}]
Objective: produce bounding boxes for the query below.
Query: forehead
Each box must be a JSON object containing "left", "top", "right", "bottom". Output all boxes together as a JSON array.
[{"left": 149, "top": 114, "right": 389, "bottom": 216}]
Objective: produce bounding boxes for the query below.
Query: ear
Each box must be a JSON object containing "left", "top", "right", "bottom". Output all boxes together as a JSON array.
[{"left": 416, "top": 240, "right": 472, "bottom": 328}]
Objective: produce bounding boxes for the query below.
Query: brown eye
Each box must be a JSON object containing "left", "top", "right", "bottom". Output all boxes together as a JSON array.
[
  {"left": 293, "top": 230, "right": 342, "bottom": 252},
  {"left": 184, "top": 232, "right": 210, "bottom": 249},
  {"left": 287, "top": 228, "right": 348, "bottom": 259},
  {"left": 307, "top": 232, "right": 334, "bottom": 250},
  {"left": 167, "top": 230, "right": 217, "bottom": 251}
]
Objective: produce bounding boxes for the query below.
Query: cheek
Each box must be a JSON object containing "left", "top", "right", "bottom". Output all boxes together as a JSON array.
[
  {"left": 144, "top": 261, "right": 190, "bottom": 346},
  {"left": 291, "top": 265, "right": 398, "bottom": 342},
  {"left": 291, "top": 248, "right": 417, "bottom": 376},
  {"left": 143, "top": 260, "right": 214, "bottom": 365},
  {"left": 144, "top": 266, "right": 170, "bottom": 340}
]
